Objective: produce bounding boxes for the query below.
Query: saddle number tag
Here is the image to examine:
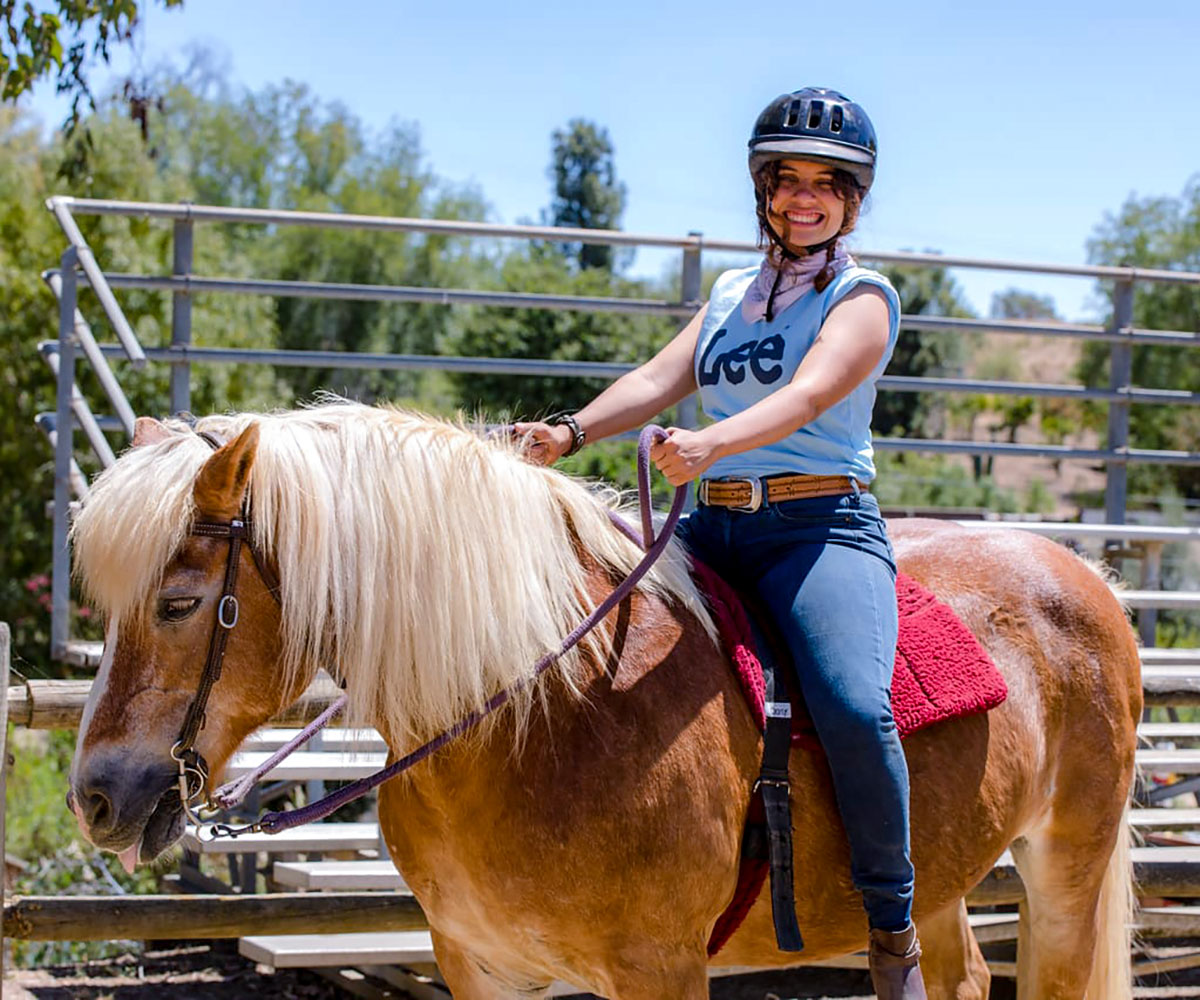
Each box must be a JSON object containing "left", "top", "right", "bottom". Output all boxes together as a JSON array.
[{"left": 766, "top": 701, "right": 792, "bottom": 719}]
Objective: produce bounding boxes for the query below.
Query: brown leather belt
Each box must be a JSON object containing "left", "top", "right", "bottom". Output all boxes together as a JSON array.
[{"left": 697, "top": 473, "right": 866, "bottom": 513}]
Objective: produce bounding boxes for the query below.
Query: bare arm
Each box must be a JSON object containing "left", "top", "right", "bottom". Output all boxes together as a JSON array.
[
  {"left": 651, "top": 285, "right": 892, "bottom": 485},
  {"left": 515, "top": 304, "right": 707, "bottom": 463}
]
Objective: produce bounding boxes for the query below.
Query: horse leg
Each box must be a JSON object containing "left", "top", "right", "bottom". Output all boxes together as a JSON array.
[
  {"left": 915, "top": 899, "right": 990, "bottom": 1000},
  {"left": 430, "top": 929, "right": 551, "bottom": 1000},
  {"left": 1010, "top": 812, "right": 1133, "bottom": 1000}
]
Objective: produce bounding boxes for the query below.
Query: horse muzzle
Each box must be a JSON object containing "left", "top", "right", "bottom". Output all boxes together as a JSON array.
[{"left": 70, "top": 747, "right": 184, "bottom": 867}]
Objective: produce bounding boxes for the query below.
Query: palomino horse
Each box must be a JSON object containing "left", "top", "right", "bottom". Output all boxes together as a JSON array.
[{"left": 68, "top": 402, "right": 1140, "bottom": 999}]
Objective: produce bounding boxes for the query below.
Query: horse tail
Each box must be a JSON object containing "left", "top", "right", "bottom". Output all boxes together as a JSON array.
[{"left": 1085, "top": 800, "right": 1134, "bottom": 1000}]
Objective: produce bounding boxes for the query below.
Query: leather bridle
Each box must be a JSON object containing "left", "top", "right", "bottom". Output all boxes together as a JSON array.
[
  {"left": 172, "top": 424, "right": 684, "bottom": 841},
  {"left": 169, "top": 431, "right": 282, "bottom": 824}
]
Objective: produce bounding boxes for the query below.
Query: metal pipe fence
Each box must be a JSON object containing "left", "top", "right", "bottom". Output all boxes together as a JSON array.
[{"left": 38, "top": 196, "right": 1200, "bottom": 661}]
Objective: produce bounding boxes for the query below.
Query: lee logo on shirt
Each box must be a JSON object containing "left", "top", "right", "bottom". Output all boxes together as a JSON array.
[{"left": 698, "top": 329, "right": 785, "bottom": 387}]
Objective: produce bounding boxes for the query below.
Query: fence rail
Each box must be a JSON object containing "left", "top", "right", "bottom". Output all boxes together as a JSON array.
[{"left": 37, "top": 196, "right": 1200, "bottom": 660}]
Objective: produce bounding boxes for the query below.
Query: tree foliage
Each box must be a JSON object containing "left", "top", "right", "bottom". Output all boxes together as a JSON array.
[
  {"left": 990, "top": 287, "right": 1058, "bottom": 321},
  {"left": 152, "top": 77, "right": 489, "bottom": 400},
  {"left": 1078, "top": 176, "right": 1200, "bottom": 502},
  {"left": 447, "top": 244, "right": 676, "bottom": 420},
  {"left": 546, "top": 118, "right": 627, "bottom": 272},
  {"left": 871, "top": 262, "right": 974, "bottom": 438},
  {"left": 0, "top": 72, "right": 487, "bottom": 673},
  {"left": 1, "top": 0, "right": 182, "bottom": 130},
  {"left": 448, "top": 118, "right": 670, "bottom": 420}
]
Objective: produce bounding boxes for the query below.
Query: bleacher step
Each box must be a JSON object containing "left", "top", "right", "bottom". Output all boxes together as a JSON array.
[
  {"left": 241, "top": 931, "right": 435, "bottom": 968},
  {"left": 183, "top": 822, "right": 381, "bottom": 855},
  {"left": 225, "top": 750, "right": 387, "bottom": 781},
  {"left": 242, "top": 728, "right": 386, "bottom": 753},
  {"left": 1138, "top": 749, "right": 1200, "bottom": 774},
  {"left": 273, "top": 860, "right": 406, "bottom": 891},
  {"left": 1131, "top": 809, "right": 1200, "bottom": 829}
]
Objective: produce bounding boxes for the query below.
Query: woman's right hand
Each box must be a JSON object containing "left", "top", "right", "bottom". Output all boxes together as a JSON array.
[{"left": 513, "top": 421, "right": 574, "bottom": 466}]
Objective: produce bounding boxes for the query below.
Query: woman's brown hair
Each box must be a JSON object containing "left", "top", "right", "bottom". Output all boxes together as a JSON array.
[{"left": 752, "top": 160, "right": 864, "bottom": 293}]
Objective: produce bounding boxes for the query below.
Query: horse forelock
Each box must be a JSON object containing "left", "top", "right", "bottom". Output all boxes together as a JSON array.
[
  {"left": 75, "top": 402, "right": 715, "bottom": 747},
  {"left": 71, "top": 417, "right": 236, "bottom": 627}
]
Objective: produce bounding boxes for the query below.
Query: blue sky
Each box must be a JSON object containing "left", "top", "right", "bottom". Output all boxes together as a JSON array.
[{"left": 24, "top": 0, "right": 1200, "bottom": 320}]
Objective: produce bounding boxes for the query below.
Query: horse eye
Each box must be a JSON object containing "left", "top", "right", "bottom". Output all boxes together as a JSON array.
[{"left": 159, "top": 597, "right": 202, "bottom": 622}]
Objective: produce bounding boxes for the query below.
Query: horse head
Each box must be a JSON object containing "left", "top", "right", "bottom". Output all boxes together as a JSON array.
[
  {"left": 68, "top": 417, "right": 310, "bottom": 871},
  {"left": 65, "top": 402, "right": 708, "bottom": 873}
]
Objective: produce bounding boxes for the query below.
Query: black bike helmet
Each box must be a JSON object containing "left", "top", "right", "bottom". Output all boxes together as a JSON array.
[{"left": 748, "top": 87, "right": 877, "bottom": 191}]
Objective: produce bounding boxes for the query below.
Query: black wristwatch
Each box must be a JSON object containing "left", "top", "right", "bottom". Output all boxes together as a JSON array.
[{"left": 546, "top": 413, "right": 586, "bottom": 457}]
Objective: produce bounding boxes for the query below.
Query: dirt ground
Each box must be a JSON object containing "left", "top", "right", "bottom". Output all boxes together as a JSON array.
[
  {"left": 1, "top": 946, "right": 950, "bottom": 1000},
  {"left": 5, "top": 945, "right": 348, "bottom": 999},
  {"left": 11, "top": 946, "right": 1200, "bottom": 998},
  {"left": 0, "top": 951, "right": 1009, "bottom": 1000}
]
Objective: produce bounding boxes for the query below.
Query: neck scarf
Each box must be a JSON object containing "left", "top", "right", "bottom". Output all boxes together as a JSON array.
[{"left": 741, "top": 245, "right": 856, "bottom": 324}]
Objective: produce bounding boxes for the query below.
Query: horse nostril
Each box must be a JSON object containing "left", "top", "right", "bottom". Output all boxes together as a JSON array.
[
  {"left": 65, "top": 790, "right": 75, "bottom": 814},
  {"left": 80, "top": 786, "right": 115, "bottom": 834}
]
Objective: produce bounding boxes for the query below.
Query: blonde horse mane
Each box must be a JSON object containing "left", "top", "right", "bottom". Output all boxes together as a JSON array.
[{"left": 73, "top": 401, "right": 716, "bottom": 745}]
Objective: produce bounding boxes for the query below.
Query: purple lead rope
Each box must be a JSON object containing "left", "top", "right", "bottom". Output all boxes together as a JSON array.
[
  {"left": 209, "top": 693, "right": 349, "bottom": 811},
  {"left": 212, "top": 425, "right": 685, "bottom": 838}
]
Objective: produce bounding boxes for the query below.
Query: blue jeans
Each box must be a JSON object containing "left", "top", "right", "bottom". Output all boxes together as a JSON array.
[{"left": 676, "top": 488, "right": 913, "bottom": 931}]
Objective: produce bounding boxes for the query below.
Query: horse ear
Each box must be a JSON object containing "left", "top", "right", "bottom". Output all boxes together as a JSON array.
[
  {"left": 131, "top": 417, "right": 171, "bottom": 448},
  {"left": 193, "top": 424, "right": 260, "bottom": 521}
]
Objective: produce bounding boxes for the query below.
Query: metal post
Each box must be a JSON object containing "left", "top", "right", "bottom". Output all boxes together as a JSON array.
[
  {"left": 1104, "top": 280, "right": 1135, "bottom": 525},
  {"left": 1139, "top": 541, "right": 1164, "bottom": 649},
  {"left": 171, "top": 218, "right": 194, "bottom": 415},
  {"left": 676, "top": 232, "right": 703, "bottom": 433},
  {"left": 51, "top": 249, "right": 78, "bottom": 660}
]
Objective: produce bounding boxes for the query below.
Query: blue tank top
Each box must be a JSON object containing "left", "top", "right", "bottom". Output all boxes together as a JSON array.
[{"left": 692, "top": 264, "right": 900, "bottom": 483}]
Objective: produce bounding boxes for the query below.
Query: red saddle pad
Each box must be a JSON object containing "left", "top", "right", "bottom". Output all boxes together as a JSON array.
[{"left": 690, "top": 560, "right": 1007, "bottom": 744}]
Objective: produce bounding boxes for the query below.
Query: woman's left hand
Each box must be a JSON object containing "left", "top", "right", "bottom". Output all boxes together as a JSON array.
[{"left": 650, "top": 427, "right": 720, "bottom": 486}]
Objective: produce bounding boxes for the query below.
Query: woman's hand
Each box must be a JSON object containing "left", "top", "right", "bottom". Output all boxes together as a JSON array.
[
  {"left": 513, "top": 421, "right": 574, "bottom": 466},
  {"left": 650, "top": 427, "right": 720, "bottom": 486}
]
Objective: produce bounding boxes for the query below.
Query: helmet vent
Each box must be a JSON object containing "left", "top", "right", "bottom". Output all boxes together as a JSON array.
[
  {"left": 807, "top": 101, "right": 824, "bottom": 130},
  {"left": 784, "top": 100, "right": 802, "bottom": 128},
  {"left": 830, "top": 106, "right": 844, "bottom": 133}
]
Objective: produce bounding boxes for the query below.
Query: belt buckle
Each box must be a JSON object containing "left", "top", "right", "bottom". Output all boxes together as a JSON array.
[{"left": 717, "top": 475, "right": 763, "bottom": 513}]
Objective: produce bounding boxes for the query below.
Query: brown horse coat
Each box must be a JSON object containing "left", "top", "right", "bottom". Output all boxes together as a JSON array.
[{"left": 68, "top": 412, "right": 1140, "bottom": 999}]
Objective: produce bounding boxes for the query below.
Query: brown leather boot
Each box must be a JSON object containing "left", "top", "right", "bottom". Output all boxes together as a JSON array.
[{"left": 868, "top": 924, "right": 927, "bottom": 999}]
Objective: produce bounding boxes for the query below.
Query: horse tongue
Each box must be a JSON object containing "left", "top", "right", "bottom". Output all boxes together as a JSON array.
[{"left": 116, "top": 840, "right": 141, "bottom": 875}]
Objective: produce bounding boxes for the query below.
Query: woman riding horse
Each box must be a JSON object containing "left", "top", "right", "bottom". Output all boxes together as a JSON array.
[
  {"left": 518, "top": 87, "right": 924, "bottom": 998},
  {"left": 67, "top": 98, "right": 1140, "bottom": 1000}
]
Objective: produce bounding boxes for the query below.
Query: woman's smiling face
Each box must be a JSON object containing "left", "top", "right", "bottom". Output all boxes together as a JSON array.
[{"left": 767, "top": 159, "right": 846, "bottom": 252}]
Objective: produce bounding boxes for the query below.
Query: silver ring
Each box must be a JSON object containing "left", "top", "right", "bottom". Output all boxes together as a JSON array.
[{"left": 218, "top": 595, "right": 239, "bottom": 629}]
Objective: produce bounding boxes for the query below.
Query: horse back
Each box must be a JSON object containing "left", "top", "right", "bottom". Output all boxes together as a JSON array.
[{"left": 889, "top": 517, "right": 1142, "bottom": 764}]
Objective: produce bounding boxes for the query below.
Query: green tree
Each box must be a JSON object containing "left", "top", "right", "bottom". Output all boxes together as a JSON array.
[
  {"left": 1, "top": 0, "right": 182, "bottom": 130},
  {"left": 983, "top": 289, "right": 1059, "bottom": 452},
  {"left": 448, "top": 119, "right": 670, "bottom": 420},
  {"left": 2, "top": 70, "right": 509, "bottom": 671},
  {"left": 152, "top": 75, "right": 491, "bottom": 402},
  {"left": 872, "top": 262, "right": 974, "bottom": 438},
  {"left": 448, "top": 245, "right": 675, "bottom": 420},
  {"left": 0, "top": 102, "right": 280, "bottom": 675},
  {"left": 1078, "top": 177, "right": 1200, "bottom": 502},
  {"left": 990, "top": 288, "right": 1057, "bottom": 320},
  {"left": 546, "top": 118, "right": 627, "bottom": 272}
]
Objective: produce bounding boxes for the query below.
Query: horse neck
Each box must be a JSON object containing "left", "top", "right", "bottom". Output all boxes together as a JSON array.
[{"left": 371, "top": 555, "right": 621, "bottom": 793}]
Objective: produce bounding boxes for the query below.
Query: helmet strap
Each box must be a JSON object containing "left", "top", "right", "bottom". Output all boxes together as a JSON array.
[{"left": 765, "top": 264, "right": 786, "bottom": 323}]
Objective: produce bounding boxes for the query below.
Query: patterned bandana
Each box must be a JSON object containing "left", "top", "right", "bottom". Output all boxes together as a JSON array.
[{"left": 741, "top": 245, "right": 856, "bottom": 324}]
